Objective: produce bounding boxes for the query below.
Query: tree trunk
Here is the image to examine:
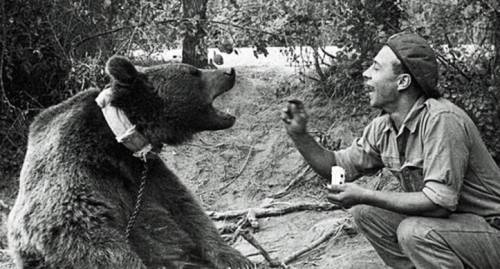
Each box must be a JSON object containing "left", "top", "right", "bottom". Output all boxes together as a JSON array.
[
  {"left": 182, "top": 0, "right": 208, "bottom": 68},
  {"left": 493, "top": 10, "right": 500, "bottom": 92}
]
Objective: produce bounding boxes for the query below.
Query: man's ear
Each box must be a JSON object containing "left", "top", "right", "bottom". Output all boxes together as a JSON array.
[{"left": 397, "top": 73, "right": 411, "bottom": 91}]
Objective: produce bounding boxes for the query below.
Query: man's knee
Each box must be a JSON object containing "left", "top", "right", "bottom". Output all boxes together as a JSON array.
[
  {"left": 349, "top": 205, "right": 378, "bottom": 229},
  {"left": 397, "top": 217, "right": 430, "bottom": 251}
]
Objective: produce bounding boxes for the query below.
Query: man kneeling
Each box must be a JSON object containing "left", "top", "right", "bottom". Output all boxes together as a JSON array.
[{"left": 281, "top": 32, "right": 500, "bottom": 269}]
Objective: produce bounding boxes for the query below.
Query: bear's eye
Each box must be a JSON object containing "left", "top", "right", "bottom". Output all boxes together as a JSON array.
[{"left": 189, "top": 68, "right": 201, "bottom": 77}]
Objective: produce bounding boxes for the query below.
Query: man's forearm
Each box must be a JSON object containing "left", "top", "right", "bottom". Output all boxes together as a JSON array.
[
  {"left": 363, "top": 190, "right": 451, "bottom": 217},
  {"left": 289, "top": 132, "right": 336, "bottom": 179}
]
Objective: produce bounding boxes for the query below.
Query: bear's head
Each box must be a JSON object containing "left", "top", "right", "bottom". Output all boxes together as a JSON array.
[{"left": 104, "top": 56, "right": 236, "bottom": 148}]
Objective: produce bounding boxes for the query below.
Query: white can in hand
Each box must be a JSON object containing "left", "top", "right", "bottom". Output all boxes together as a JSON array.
[{"left": 331, "top": 166, "right": 345, "bottom": 185}]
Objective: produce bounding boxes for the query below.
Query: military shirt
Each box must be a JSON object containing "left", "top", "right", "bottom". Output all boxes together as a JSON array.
[{"left": 335, "top": 97, "right": 500, "bottom": 218}]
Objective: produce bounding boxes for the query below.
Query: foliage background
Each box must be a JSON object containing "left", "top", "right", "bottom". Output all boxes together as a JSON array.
[{"left": 1, "top": 0, "right": 500, "bottom": 181}]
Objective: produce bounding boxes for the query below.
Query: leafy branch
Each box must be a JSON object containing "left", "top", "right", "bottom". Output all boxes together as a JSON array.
[{"left": 74, "top": 17, "right": 301, "bottom": 50}]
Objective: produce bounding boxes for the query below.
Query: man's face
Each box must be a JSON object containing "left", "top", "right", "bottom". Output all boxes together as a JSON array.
[{"left": 362, "top": 46, "right": 402, "bottom": 109}]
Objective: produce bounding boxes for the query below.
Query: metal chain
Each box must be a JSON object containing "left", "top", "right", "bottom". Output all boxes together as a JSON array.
[{"left": 125, "top": 158, "right": 149, "bottom": 240}]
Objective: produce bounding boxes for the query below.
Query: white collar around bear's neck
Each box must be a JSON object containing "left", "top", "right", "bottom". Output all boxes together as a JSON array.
[{"left": 95, "top": 87, "right": 153, "bottom": 161}]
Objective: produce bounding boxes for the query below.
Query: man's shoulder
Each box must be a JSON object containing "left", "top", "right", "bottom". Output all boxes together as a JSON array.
[
  {"left": 366, "top": 113, "right": 391, "bottom": 134},
  {"left": 423, "top": 97, "right": 469, "bottom": 120}
]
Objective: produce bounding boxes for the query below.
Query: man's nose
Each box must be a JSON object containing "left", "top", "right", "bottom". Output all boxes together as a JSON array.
[
  {"left": 362, "top": 66, "right": 372, "bottom": 81},
  {"left": 362, "top": 69, "right": 370, "bottom": 81}
]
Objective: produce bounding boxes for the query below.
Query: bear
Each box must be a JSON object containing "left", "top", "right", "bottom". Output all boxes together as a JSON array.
[{"left": 7, "top": 56, "right": 254, "bottom": 269}]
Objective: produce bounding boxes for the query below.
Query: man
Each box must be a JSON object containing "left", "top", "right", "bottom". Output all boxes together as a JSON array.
[{"left": 281, "top": 32, "right": 500, "bottom": 268}]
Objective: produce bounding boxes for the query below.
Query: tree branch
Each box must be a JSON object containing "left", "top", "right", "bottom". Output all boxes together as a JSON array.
[
  {"left": 0, "top": 0, "right": 15, "bottom": 111},
  {"left": 240, "top": 230, "right": 283, "bottom": 268},
  {"left": 436, "top": 52, "right": 471, "bottom": 81},
  {"left": 320, "top": 46, "right": 336, "bottom": 59},
  {"left": 282, "top": 221, "right": 351, "bottom": 265},
  {"left": 73, "top": 25, "right": 135, "bottom": 48},
  {"left": 207, "top": 202, "right": 340, "bottom": 220},
  {"left": 73, "top": 17, "right": 302, "bottom": 50}
]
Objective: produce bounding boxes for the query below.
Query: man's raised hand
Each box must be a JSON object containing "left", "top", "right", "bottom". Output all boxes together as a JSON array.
[{"left": 281, "top": 99, "right": 308, "bottom": 136}]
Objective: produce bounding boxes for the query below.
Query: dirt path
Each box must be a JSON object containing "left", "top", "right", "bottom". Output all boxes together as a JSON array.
[{"left": 162, "top": 65, "right": 388, "bottom": 268}]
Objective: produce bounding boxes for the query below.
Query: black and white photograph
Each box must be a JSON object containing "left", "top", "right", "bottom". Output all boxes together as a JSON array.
[{"left": 1, "top": 0, "right": 500, "bottom": 268}]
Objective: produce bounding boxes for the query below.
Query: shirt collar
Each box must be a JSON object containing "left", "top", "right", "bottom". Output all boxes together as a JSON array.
[
  {"left": 382, "top": 96, "right": 427, "bottom": 134},
  {"left": 402, "top": 96, "right": 427, "bottom": 133}
]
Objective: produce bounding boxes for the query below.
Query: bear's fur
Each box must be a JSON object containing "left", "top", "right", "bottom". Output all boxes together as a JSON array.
[{"left": 7, "top": 56, "right": 253, "bottom": 269}]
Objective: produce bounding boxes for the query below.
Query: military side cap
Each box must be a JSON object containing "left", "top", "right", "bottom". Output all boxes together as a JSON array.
[{"left": 386, "top": 32, "right": 440, "bottom": 98}]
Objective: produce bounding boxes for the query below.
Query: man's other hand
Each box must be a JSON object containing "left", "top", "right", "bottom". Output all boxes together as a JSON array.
[{"left": 326, "top": 183, "right": 370, "bottom": 208}]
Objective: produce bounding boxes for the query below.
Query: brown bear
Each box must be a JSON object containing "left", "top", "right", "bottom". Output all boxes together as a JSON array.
[{"left": 7, "top": 56, "right": 254, "bottom": 269}]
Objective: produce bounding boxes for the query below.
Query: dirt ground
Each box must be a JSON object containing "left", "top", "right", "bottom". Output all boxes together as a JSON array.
[
  {"left": 161, "top": 65, "right": 390, "bottom": 268},
  {"left": 0, "top": 65, "right": 392, "bottom": 268}
]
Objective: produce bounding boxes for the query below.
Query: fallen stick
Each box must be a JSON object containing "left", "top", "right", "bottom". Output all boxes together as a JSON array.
[
  {"left": 271, "top": 165, "right": 311, "bottom": 199},
  {"left": 247, "top": 208, "right": 259, "bottom": 229},
  {"left": 218, "top": 143, "right": 254, "bottom": 191},
  {"left": 230, "top": 216, "right": 249, "bottom": 244},
  {"left": 208, "top": 202, "right": 340, "bottom": 220},
  {"left": 246, "top": 249, "right": 278, "bottom": 258},
  {"left": 240, "top": 230, "right": 284, "bottom": 268},
  {"left": 283, "top": 222, "right": 351, "bottom": 265},
  {"left": 218, "top": 223, "right": 239, "bottom": 234},
  {"left": 219, "top": 210, "right": 261, "bottom": 236}
]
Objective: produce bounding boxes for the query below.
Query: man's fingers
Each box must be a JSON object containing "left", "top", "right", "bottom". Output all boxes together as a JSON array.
[
  {"left": 326, "top": 184, "right": 343, "bottom": 193},
  {"left": 280, "top": 109, "right": 291, "bottom": 124},
  {"left": 288, "top": 100, "right": 304, "bottom": 114},
  {"left": 326, "top": 194, "right": 341, "bottom": 205},
  {"left": 288, "top": 99, "right": 304, "bottom": 109}
]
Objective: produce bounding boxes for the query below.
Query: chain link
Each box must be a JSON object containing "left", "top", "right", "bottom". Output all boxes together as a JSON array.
[{"left": 125, "top": 158, "right": 149, "bottom": 240}]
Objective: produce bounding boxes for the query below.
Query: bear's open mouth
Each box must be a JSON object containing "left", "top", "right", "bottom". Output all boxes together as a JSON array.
[
  {"left": 203, "top": 68, "right": 236, "bottom": 130},
  {"left": 214, "top": 107, "right": 233, "bottom": 118},
  {"left": 208, "top": 101, "right": 236, "bottom": 130}
]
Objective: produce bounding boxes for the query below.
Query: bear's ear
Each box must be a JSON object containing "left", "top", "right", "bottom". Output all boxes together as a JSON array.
[{"left": 105, "top": 56, "right": 138, "bottom": 85}]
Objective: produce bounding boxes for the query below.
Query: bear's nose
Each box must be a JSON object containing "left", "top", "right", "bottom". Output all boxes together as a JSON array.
[{"left": 224, "top": 68, "right": 235, "bottom": 77}]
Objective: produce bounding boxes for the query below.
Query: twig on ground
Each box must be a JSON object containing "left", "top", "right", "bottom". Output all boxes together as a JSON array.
[
  {"left": 237, "top": 220, "right": 353, "bottom": 268},
  {"left": 240, "top": 229, "right": 284, "bottom": 268},
  {"left": 186, "top": 142, "right": 226, "bottom": 150},
  {"left": 197, "top": 142, "right": 254, "bottom": 195},
  {"left": 246, "top": 249, "right": 278, "bottom": 258},
  {"left": 270, "top": 165, "right": 311, "bottom": 198},
  {"left": 230, "top": 216, "right": 250, "bottom": 244},
  {"left": 218, "top": 222, "right": 239, "bottom": 234},
  {"left": 208, "top": 202, "right": 340, "bottom": 220},
  {"left": 219, "top": 209, "right": 260, "bottom": 237},
  {"left": 247, "top": 208, "right": 259, "bottom": 229},
  {"left": 282, "top": 220, "right": 352, "bottom": 265},
  {"left": 218, "top": 143, "right": 254, "bottom": 191}
]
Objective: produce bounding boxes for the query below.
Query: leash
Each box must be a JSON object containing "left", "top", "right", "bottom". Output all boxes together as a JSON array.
[
  {"left": 125, "top": 155, "right": 150, "bottom": 240},
  {"left": 95, "top": 88, "right": 156, "bottom": 241}
]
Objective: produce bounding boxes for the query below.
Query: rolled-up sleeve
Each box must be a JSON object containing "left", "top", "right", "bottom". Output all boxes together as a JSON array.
[
  {"left": 422, "top": 112, "right": 468, "bottom": 211},
  {"left": 335, "top": 120, "right": 384, "bottom": 181}
]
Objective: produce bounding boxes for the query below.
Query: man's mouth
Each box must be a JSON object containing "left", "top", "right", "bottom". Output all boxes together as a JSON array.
[{"left": 364, "top": 84, "right": 375, "bottom": 93}]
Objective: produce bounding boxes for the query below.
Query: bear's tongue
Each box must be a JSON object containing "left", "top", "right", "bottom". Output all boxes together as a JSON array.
[{"left": 214, "top": 107, "right": 234, "bottom": 119}]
